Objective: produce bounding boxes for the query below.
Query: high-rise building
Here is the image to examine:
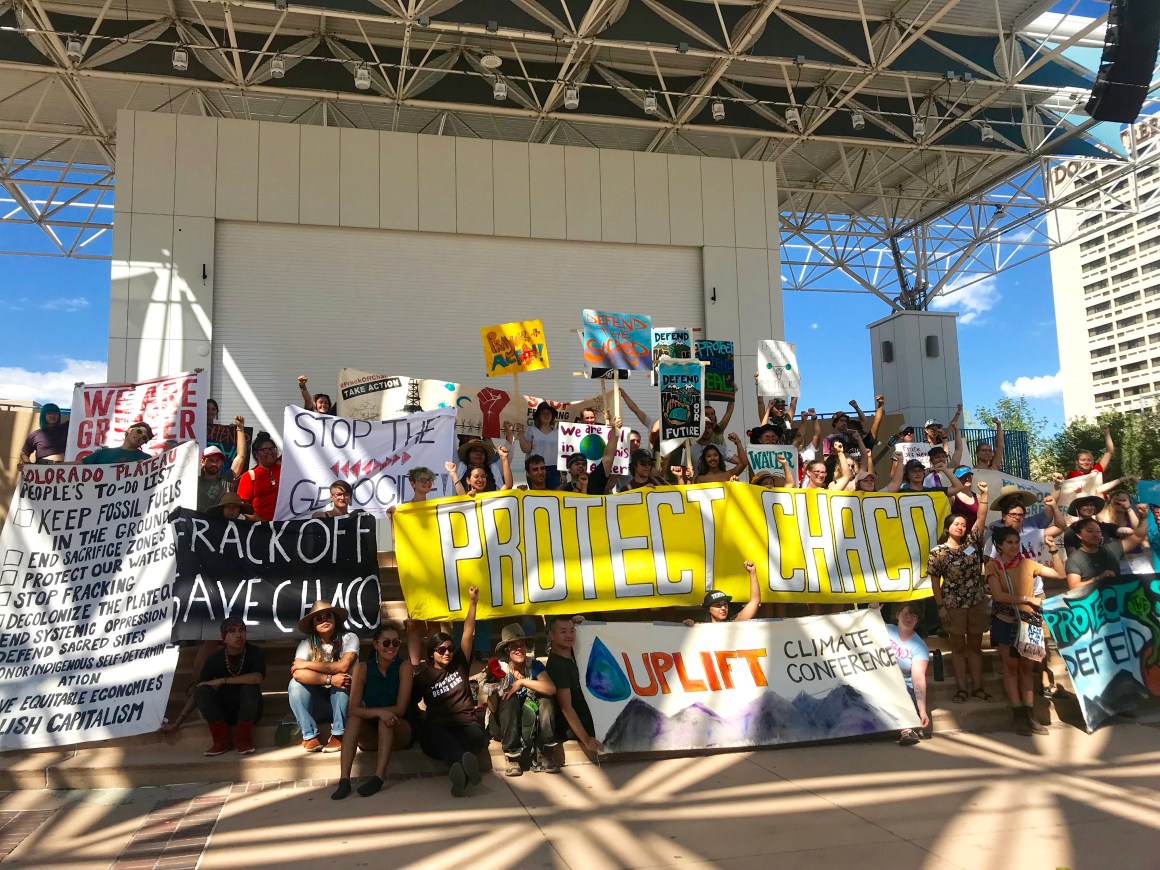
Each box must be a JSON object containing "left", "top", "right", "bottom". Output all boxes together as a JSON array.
[{"left": 1050, "top": 116, "right": 1160, "bottom": 421}]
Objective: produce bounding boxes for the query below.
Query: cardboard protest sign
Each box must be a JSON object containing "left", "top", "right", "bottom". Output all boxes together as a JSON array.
[
  {"left": 650, "top": 328, "right": 692, "bottom": 385},
  {"left": 0, "top": 443, "right": 197, "bottom": 750},
  {"left": 481, "top": 319, "right": 549, "bottom": 378},
  {"left": 581, "top": 310, "right": 653, "bottom": 372},
  {"left": 275, "top": 407, "right": 456, "bottom": 519},
  {"left": 556, "top": 422, "right": 630, "bottom": 476},
  {"left": 1042, "top": 575, "right": 1160, "bottom": 732},
  {"left": 170, "top": 511, "right": 381, "bottom": 641},
  {"left": 394, "top": 483, "right": 949, "bottom": 620},
  {"left": 695, "top": 340, "right": 735, "bottom": 401},
  {"left": 747, "top": 444, "right": 799, "bottom": 483},
  {"left": 971, "top": 469, "right": 1055, "bottom": 520},
  {"left": 657, "top": 358, "right": 704, "bottom": 455},
  {"left": 574, "top": 613, "right": 918, "bottom": 754},
  {"left": 66, "top": 371, "right": 207, "bottom": 461},
  {"left": 1059, "top": 470, "right": 1102, "bottom": 509},
  {"left": 522, "top": 392, "right": 607, "bottom": 428},
  {"left": 206, "top": 423, "right": 252, "bottom": 468},
  {"left": 757, "top": 341, "right": 800, "bottom": 399}
]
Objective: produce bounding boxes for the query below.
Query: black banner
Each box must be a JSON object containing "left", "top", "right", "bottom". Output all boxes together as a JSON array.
[{"left": 170, "top": 509, "right": 381, "bottom": 641}]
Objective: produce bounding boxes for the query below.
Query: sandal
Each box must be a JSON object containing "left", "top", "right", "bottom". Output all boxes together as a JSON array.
[
  {"left": 971, "top": 689, "right": 993, "bottom": 702},
  {"left": 952, "top": 690, "right": 969, "bottom": 704}
]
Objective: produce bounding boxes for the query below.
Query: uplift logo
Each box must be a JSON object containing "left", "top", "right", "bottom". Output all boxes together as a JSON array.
[{"left": 585, "top": 637, "right": 768, "bottom": 702}]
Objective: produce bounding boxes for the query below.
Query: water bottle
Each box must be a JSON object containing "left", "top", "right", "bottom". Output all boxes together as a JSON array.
[{"left": 932, "top": 649, "right": 945, "bottom": 682}]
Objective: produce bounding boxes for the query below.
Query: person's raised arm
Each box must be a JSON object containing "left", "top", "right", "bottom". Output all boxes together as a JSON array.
[
  {"left": 1099, "top": 425, "right": 1115, "bottom": 470},
  {"left": 445, "top": 460, "right": 467, "bottom": 495},
  {"left": 733, "top": 561, "right": 762, "bottom": 622},
  {"left": 806, "top": 409, "right": 821, "bottom": 450},
  {"left": 949, "top": 407, "right": 964, "bottom": 466},
  {"left": 725, "top": 433, "right": 749, "bottom": 477},
  {"left": 754, "top": 372, "right": 767, "bottom": 425},
  {"left": 229, "top": 415, "right": 249, "bottom": 478},
  {"left": 407, "top": 618, "right": 423, "bottom": 667},
  {"left": 869, "top": 394, "right": 885, "bottom": 439},
  {"left": 777, "top": 453, "right": 794, "bottom": 486},
  {"left": 517, "top": 423, "right": 534, "bottom": 453},
  {"left": 1038, "top": 533, "right": 1067, "bottom": 581},
  {"left": 849, "top": 399, "right": 868, "bottom": 431},
  {"left": 1042, "top": 494, "right": 1066, "bottom": 534},
  {"left": 600, "top": 416, "right": 622, "bottom": 476},
  {"left": 882, "top": 451, "right": 906, "bottom": 493},
  {"left": 1096, "top": 473, "right": 1138, "bottom": 495},
  {"left": 297, "top": 375, "right": 314, "bottom": 410},
  {"left": 788, "top": 396, "right": 799, "bottom": 420},
  {"left": 618, "top": 389, "right": 653, "bottom": 430},
  {"left": 827, "top": 442, "right": 852, "bottom": 491},
  {"left": 991, "top": 419, "right": 1005, "bottom": 470},
  {"left": 459, "top": 585, "right": 479, "bottom": 659},
  {"left": 717, "top": 398, "right": 735, "bottom": 432},
  {"left": 971, "top": 481, "right": 990, "bottom": 537},
  {"left": 1122, "top": 506, "right": 1152, "bottom": 552},
  {"left": 497, "top": 443, "right": 514, "bottom": 490}
]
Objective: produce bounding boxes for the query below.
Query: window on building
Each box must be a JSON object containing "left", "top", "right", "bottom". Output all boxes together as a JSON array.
[
  {"left": 1082, "top": 257, "right": 1108, "bottom": 273},
  {"left": 1094, "top": 368, "right": 1118, "bottom": 380},
  {"left": 1087, "top": 301, "right": 1112, "bottom": 315},
  {"left": 1116, "top": 314, "right": 1143, "bottom": 329},
  {"left": 1081, "top": 237, "right": 1105, "bottom": 252},
  {"left": 1144, "top": 260, "right": 1160, "bottom": 275},
  {"left": 1114, "top": 291, "right": 1141, "bottom": 306},
  {"left": 1113, "top": 268, "right": 1139, "bottom": 285},
  {"left": 1122, "top": 361, "right": 1148, "bottom": 374},
  {"left": 1089, "top": 323, "right": 1113, "bottom": 337},
  {"left": 1085, "top": 278, "right": 1110, "bottom": 292},
  {"left": 1095, "top": 390, "right": 1121, "bottom": 402},
  {"left": 1111, "top": 247, "right": 1136, "bottom": 262},
  {"left": 1119, "top": 338, "right": 1145, "bottom": 350}
]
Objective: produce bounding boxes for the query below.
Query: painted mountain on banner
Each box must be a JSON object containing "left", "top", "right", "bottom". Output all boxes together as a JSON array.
[{"left": 602, "top": 686, "right": 893, "bottom": 753}]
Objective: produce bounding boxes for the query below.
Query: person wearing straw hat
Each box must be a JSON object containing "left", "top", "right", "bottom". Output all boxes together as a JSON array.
[
  {"left": 206, "top": 491, "right": 254, "bottom": 521},
  {"left": 1061, "top": 494, "right": 1118, "bottom": 553},
  {"left": 984, "top": 485, "right": 1066, "bottom": 566},
  {"left": 288, "top": 601, "right": 360, "bottom": 753},
  {"left": 487, "top": 623, "right": 559, "bottom": 777}
]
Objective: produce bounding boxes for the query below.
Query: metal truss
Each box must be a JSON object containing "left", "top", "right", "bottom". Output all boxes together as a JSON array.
[{"left": 0, "top": 0, "right": 1154, "bottom": 305}]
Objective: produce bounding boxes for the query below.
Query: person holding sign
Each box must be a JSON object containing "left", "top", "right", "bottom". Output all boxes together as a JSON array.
[
  {"left": 20, "top": 402, "right": 69, "bottom": 463},
  {"left": 331, "top": 622, "right": 414, "bottom": 800},
  {"left": 195, "top": 617, "right": 265, "bottom": 757},
  {"left": 518, "top": 402, "right": 563, "bottom": 489},
  {"left": 446, "top": 443, "right": 513, "bottom": 495},
  {"left": 312, "top": 480, "right": 356, "bottom": 518},
  {"left": 288, "top": 601, "right": 360, "bottom": 753}
]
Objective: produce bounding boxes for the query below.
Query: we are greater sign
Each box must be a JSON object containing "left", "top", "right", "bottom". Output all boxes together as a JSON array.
[{"left": 394, "top": 483, "right": 948, "bottom": 620}]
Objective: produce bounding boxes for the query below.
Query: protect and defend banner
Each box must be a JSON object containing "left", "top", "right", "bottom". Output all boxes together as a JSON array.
[
  {"left": 170, "top": 510, "right": 381, "bottom": 641},
  {"left": 1042, "top": 575, "right": 1160, "bottom": 732},
  {"left": 66, "top": 371, "right": 207, "bottom": 461},
  {"left": 650, "top": 328, "right": 691, "bottom": 385},
  {"left": 275, "top": 406, "right": 456, "bottom": 520},
  {"left": 658, "top": 357, "right": 704, "bottom": 455},
  {"left": 574, "top": 613, "right": 918, "bottom": 753},
  {"left": 394, "top": 483, "right": 949, "bottom": 621},
  {"left": 556, "top": 422, "right": 631, "bottom": 476},
  {"left": 696, "top": 340, "right": 735, "bottom": 401},
  {"left": 0, "top": 443, "right": 197, "bottom": 750},
  {"left": 582, "top": 310, "right": 653, "bottom": 372},
  {"left": 757, "top": 341, "right": 800, "bottom": 399},
  {"left": 481, "top": 319, "right": 549, "bottom": 378}
]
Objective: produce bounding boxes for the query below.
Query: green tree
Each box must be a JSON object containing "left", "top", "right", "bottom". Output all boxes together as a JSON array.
[
  {"left": 1038, "top": 406, "right": 1160, "bottom": 486},
  {"left": 969, "top": 397, "right": 1052, "bottom": 454}
]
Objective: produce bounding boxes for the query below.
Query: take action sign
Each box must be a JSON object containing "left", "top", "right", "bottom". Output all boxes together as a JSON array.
[{"left": 0, "top": 443, "right": 196, "bottom": 750}]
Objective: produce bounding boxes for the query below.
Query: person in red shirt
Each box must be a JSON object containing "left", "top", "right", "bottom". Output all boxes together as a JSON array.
[
  {"left": 236, "top": 431, "right": 281, "bottom": 520},
  {"left": 1066, "top": 426, "right": 1114, "bottom": 480}
]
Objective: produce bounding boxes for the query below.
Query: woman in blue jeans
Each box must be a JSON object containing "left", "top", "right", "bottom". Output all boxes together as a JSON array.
[
  {"left": 409, "top": 585, "right": 486, "bottom": 797},
  {"left": 289, "top": 600, "right": 359, "bottom": 752}
]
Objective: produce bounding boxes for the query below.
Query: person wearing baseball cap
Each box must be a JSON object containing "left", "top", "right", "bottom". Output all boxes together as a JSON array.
[
  {"left": 586, "top": 416, "right": 664, "bottom": 494},
  {"left": 684, "top": 561, "right": 762, "bottom": 625},
  {"left": 194, "top": 617, "right": 266, "bottom": 757},
  {"left": 198, "top": 445, "right": 231, "bottom": 511},
  {"left": 561, "top": 452, "right": 589, "bottom": 492},
  {"left": 80, "top": 420, "right": 153, "bottom": 465}
]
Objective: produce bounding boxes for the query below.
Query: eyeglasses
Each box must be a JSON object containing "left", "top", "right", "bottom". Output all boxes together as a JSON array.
[
  {"left": 433, "top": 644, "right": 454, "bottom": 656},
  {"left": 312, "top": 612, "right": 335, "bottom": 624},
  {"left": 255, "top": 446, "right": 277, "bottom": 455},
  {"left": 1005, "top": 511, "right": 1025, "bottom": 518},
  {"left": 376, "top": 637, "right": 402, "bottom": 648}
]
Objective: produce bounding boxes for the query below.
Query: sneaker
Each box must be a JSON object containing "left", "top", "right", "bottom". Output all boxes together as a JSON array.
[
  {"left": 534, "top": 752, "right": 560, "bottom": 774},
  {"left": 449, "top": 762, "right": 468, "bottom": 797},
  {"left": 897, "top": 729, "right": 920, "bottom": 746},
  {"left": 302, "top": 736, "right": 322, "bottom": 752},
  {"left": 461, "top": 752, "right": 482, "bottom": 786},
  {"left": 322, "top": 735, "right": 343, "bottom": 753},
  {"left": 505, "top": 757, "right": 523, "bottom": 777},
  {"left": 1013, "top": 707, "right": 1031, "bottom": 737},
  {"left": 1025, "top": 708, "right": 1049, "bottom": 735},
  {"left": 331, "top": 779, "right": 352, "bottom": 800},
  {"left": 204, "top": 741, "right": 232, "bottom": 757}
]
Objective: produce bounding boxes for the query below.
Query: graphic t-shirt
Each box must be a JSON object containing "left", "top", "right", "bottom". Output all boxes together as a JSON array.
[
  {"left": 414, "top": 649, "right": 476, "bottom": 726},
  {"left": 546, "top": 650, "right": 595, "bottom": 738},
  {"left": 886, "top": 625, "right": 929, "bottom": 691},
  {"left": 985, "top": 513, "right": 1053, "bottom": 567},
  {"left": 197, "top": 470, "right": 236, "bottom": 513}
]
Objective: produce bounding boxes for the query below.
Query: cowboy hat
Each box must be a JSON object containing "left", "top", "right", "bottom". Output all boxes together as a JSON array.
[
  {"left": 752, "top": 469, "right": 786, "bottom": 486},
  {"left": 207, "top": 491, "right": 253, "bottom": 516},
  {"left": 1068, "top": 494, "right": 1106, "bottom": 517},
  {"left": 457, "top": 438, "right": 497, "bottom": 463},
  {"left": 991, "top": 485, "right": 1037, "bottom": 512},
  {"left": 297, "top": 600, "right": 349, "bottom": 636},
  {"left": 533, "top": 401, "right": 558, "bottom": 421},
  {"left": 749, "top": 423, "right": 781, "bottom": 444},
  {"left": 495, "top": 622, "right": 535, "bottom": 657}
]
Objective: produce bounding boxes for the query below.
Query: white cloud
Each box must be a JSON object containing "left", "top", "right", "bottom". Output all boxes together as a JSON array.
[
  {"left": 39, "top": 297, "right": 91, "bottom": 312},
  {"left": 1000, "top": 370, "right": 1063, "bottom": 400},
  {"left": 929, "top": 275, "right": 1000, "bottom": 325},
  {"left": 810, "top": 322, "right": 818, "bottom": 329},
  {"left": 0, "top": 359, "right": 107, "bottom": 406}
]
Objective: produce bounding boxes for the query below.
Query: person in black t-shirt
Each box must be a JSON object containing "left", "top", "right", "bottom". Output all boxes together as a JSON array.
[
  {"left": 1062, "top": 495, "right": 1121, "bottom": 554},
  {"left": 408, "top": 585, "right": 485, "bottom": 797},
  {"left": 546, "top": 616, "right": 602, "bottom": 755},
  {"left": 195, "top": 617, "right": 266, "bottom": 757}
]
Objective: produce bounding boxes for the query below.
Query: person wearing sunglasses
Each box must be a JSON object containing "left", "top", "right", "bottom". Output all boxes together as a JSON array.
[
  {"left": 289, "top": 600, "right": 359, "bottom": 753},
  {"left": 408, "top": 585, "right": 485, "bottom": 796},
  {"left": 235, "top": 431, "right": 281, "bottom": 521},
  {"left": 80, "top": 420, "right": 153, "bottom": 465},
  {"left": 331, "top": 622, "right": 413, "bottom": 800}
]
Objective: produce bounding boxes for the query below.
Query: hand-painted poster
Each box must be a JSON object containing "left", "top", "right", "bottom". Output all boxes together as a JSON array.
[
  {"left": 696, "top": 340, "right": 736, "bottom": 401},
  {"left": 1042, "top": 574, "right": 1160, "bottom": 731},
  {"left": 394, "top": 483, "right": 949, "bottom": 620},
  {"left": 480, "top": 319, "right": 550, "bottom": 378},
  {"left": 1138, "top": 481, "right": 1160, "bottom": 572},
  {"left": 1059, "top": 470, "right": 1104, "bottom": 510},
  {"left": 650, "top": 328, "right": 692, "bottom": 386},
  {"left": 757, "top": 341, "right": 800, "bottom": 399},
  {"left": 657, "top": 358, "right": 704, "bottom": 455},
  {"left": 170, "top": 510, "right": 381, "bottom": 641},
  {"left": 275, "top": 407, "right": 457, "bottom": 519},
  {"left": 574, "top": 613, "right": 918, "bottom": 754},
  {"left": 66, "top": 371, "right": 207, "bottom": 461},
  {"left": 746, "top": 444, "right": 800, "bottom": 484},
  {"left": 581, "top": 310, "right": 653, "bottom": 372},
  {"left": 0, "top": 443, "right": 197, "bottom": 749},
  {"left": 556, "top": 422, "right": 630, "bottom": 476},
  {"left": 205, "top": 422, "right": 252, "bottom": 469}
]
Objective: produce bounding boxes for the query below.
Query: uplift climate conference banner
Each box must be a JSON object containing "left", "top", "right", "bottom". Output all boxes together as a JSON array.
[
  {"left": 394, "top": 483, "right": 949, "bottom": 621},
  {"left": 574, "top": 613, "right": 918, "bottom": 754}
]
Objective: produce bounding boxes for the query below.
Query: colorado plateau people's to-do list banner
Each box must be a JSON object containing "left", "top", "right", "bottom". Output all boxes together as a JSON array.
[
  {"left": 394, "top": 483, "right": 949, "bottom": 621},
  {"left": 0, "top": 443, "right": 197, "bottom": 750}
]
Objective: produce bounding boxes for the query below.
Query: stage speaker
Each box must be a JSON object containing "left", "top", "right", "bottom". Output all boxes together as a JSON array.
[{"left": 1084, "top": 0, "right": 1160, "bottom": 123}]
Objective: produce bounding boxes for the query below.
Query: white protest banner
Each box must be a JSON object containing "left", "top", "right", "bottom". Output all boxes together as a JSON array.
[
  {"left": 746, "top": 444, "right": 799, "bottom": 483},
  {"left": 275, "top": 406, "right": 456, "bottom": 520},
  {"left": 574, "top": 612, "right": 918, "bottom": 754},
  {"left": 971, "top": 469, "right": 1055, "bottom": 520},
  {"left": 757, "top": 341, "right": 800, "bottom": 399},
  {"left": 556, "top": 422, "right": 630, "bottom": 476},
  {"left": 66, "top": 371, "right": 206, "bottom": 461},
  {"left": 1059, "top": 470, "right": 1100, "bottom": 509},
  {"left": 0, "top": 443, "right": 197, "bottom": 750}
]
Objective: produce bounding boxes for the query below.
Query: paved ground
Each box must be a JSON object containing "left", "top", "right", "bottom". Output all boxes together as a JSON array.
[{"left": 4, "top": 712, "right": 1160, "bottom": 869}]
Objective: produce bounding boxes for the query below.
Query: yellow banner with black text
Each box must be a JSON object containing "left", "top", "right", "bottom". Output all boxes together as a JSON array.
[{"left": 394, "top": 483, "right": 949, "bottom": 620}]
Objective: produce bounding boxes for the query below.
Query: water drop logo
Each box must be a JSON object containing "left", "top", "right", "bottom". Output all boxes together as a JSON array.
[{"left": 585, "top": 637, "right": 631, "bottom": 702}]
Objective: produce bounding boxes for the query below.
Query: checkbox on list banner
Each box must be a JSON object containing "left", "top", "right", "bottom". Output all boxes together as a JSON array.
[
  {"left": 12, "top": 509, "right": 33, "bottom": 528},
  {"left": 3, "top": 549, "right": 21, "bottom": 567}
]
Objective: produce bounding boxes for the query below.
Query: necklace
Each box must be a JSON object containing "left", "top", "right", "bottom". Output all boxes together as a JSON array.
[{"left": 225, "top": 648, "right": 246, "bottom": 676}]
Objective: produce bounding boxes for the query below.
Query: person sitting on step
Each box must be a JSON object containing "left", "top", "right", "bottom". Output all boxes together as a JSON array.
[
  {"left": 289, "top": 601, "right": 358, "bottom": 753},
  {"left": 486, "top": 623, "right": 560, "bottom": 776},
  {"left": 195, "top": 617, "right": 265, "bottom": 757}
]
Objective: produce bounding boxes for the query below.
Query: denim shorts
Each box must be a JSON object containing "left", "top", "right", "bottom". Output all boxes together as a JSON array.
[{"left": 990, "top": 616, "right": 1019, "bottom": 655}]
